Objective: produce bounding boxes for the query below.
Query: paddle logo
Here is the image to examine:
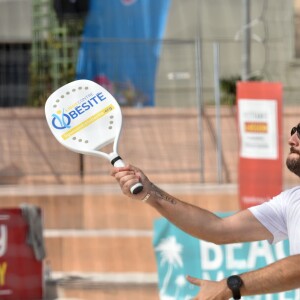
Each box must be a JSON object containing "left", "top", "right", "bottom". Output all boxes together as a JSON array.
[
  {"left": 52, "top": 109, "right": 71, "bottom": 130},
  {"left": 51, "top": 92, "right": 108, "bottom": 131}
]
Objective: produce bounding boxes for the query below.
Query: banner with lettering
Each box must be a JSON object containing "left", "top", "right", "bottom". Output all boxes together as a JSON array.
[
  {"left": 76, "top": 0, "right": 171, "bottom": 106},
  {"left": 153, "top": 215, "right": 298, "bottom": 300},
  {"left": 0, "top": 209, "right": 43, "bottom": 299},
  {"left": 237, "top": 82, "right": 283, "bottom": 209}
]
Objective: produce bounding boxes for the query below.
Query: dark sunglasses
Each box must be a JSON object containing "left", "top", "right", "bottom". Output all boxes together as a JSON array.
[{"left": 291, "top": 124, "right": 300, "bottom": 138}]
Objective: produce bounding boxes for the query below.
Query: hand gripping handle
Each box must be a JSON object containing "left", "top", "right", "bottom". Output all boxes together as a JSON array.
[{"left": 111, "top": 156, "right": 143, "bottom": 194}]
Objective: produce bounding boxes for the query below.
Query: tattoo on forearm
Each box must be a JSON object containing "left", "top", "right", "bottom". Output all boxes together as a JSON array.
[{"left": 152, "top": 184, "right": 177, "bottom": 205}]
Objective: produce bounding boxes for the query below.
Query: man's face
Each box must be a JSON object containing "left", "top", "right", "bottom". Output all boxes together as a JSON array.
[{"left": 286, "top": 124, "right": 300, "bottom": 177}]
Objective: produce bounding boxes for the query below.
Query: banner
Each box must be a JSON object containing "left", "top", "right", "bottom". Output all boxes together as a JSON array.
[
  {"left": 76, "top": 0, "right": 171, "bottom": 106},
  {"left": 0, "top": 209, "right": 43, "bottom": 299},
  {"left": 237, "top": 82, "right": 283, "bottom": 209},
  {"left": 153, "top": 216, "right": 298, "bottom": 300}
]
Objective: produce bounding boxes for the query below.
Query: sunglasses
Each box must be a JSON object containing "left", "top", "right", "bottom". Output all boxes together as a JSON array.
[{"left": 291, "top": 124, "right": 300, "bottom": 138}]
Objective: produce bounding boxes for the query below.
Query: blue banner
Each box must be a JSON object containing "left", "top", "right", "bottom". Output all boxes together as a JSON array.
[
  {"left": 153, "top": 214, "right": 299, "bottom": 300},
  {"left": 76, "top": 0, "right": 171, "bottom": 106}
]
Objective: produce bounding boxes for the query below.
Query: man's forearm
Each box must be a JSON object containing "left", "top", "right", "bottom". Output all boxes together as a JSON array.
[
  {"left": 241, "top": 254, "right": 300, "bottom": 296},
  {"left": 146, "top": 184, "right": 224, "bottom": 243}
]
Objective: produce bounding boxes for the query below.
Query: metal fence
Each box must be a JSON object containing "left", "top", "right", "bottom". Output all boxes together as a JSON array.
[
  {"left": 0, "top": 38, "right": 299, "bottom": 187},
  {"left": 0, "top": 36, "right": 250, "bottom": 187},
  {"left": 0, "top": 43, "right": 31, "bottom": 106}
]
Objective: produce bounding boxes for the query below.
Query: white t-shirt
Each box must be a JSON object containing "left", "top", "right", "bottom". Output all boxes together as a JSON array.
[{"left": 248, "top": 186, "right": 300, "bottom": 255}]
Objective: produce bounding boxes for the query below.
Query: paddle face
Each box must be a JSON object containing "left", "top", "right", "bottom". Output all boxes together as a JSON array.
[
  {"left": 45, "top": 80, "right": 122, "bottom": 160},
  {"left": 45, "top": 79, "right": 143, "bottom": 195}
]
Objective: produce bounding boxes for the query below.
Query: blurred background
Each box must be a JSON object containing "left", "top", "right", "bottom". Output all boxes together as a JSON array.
[{"left": 0, "top": 0, "right": 300, "bottom": 299}]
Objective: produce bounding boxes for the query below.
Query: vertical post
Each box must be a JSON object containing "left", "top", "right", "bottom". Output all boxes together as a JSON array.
[
  {"left": 195, "top": 38, "right": 205, "bottom": 183},
  {"left": 242, "top": 0, "right": 251, "bottom": 81},
  {"left": 195, "top": 0, "right": 205, "bottom": 183},
  {"left": 79, "top": 154, "right": 84, "bottom": 182},
  {"left": 213, "top": 42, "right": 223, "bottom": 183}
]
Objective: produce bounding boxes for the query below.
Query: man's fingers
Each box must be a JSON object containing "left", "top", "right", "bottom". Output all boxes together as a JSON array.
[
  {"left": 110, "top": 164, "right": 149, "bottom": 199},
  {"left": 111, "top": 164, "right": 141, "bottom": 176},
  {"left": 120, "top": 175, "right": 140, "bottom": 189},
  {"left": 110, "top": 166, "right": 131, "bottom": 176},
  {"left": 186, "top": 275, "right": 202, "bottom": 286},
  {"left": 112, "top": 170, "right": 136, "bottom": 181}
]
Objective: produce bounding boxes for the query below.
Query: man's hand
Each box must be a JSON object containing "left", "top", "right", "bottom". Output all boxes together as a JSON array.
[
  {"left": 186, "top": 275, "right": 232, "bottom": 300},
  {"left": 111, "top": 164, "right": 152, "bottom": 201}
]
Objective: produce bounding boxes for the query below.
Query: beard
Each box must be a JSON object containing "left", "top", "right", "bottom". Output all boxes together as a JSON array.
[{"left": 286, "top": 147, "right": 300, "bottom": 177}]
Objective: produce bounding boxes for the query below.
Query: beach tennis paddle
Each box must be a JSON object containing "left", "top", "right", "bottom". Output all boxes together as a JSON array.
[{"left": 44, "top": 79, "right": 143, "bottom": 194}]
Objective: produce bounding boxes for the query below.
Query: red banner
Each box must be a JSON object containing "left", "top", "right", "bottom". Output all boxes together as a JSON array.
[
  {"left": 0, "top": 209, "right": 43, "bottom": 299},
  {"left": 237, "top": 82, "right": 283, "bottom": 209}
]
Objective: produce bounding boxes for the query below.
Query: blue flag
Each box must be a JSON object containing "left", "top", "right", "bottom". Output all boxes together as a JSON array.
[{"left": 76, "top": 0, "right": 171, "bottom": 106}]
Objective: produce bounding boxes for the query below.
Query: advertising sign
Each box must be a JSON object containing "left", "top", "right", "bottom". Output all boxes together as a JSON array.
[
  {"left": 153, "top": 216, "right": 298, "bottom": 300},
  {"left": 238, "top": 100, "right": 278, "bottom": 159},
  {"left": 237, "top": 82, "right": 283, "bottom": 209},
  {"left": 0, "top": 209, "right": 43, "bottom": 299}
]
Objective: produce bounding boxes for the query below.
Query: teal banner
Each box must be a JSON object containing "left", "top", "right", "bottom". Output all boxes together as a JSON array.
[{"left": 153, "top": 214, "right": 298, "bottom": 300}]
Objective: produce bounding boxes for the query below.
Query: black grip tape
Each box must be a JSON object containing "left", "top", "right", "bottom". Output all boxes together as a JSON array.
[
  {"left": 111, "top": 156, "right": 122, "bottom": 166},
  {"left": 132, "top": 185, "right": 143, "bottom": 194}
]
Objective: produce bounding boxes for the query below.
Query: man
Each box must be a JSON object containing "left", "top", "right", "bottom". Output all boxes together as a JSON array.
[{"left": 111, "top": 123, "right": 300, "bottom": 299}]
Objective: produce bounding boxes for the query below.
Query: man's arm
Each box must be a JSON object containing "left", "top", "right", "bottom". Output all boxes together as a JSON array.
[
  {"left": 187, "top": 254, "right": 300, "bottom": 299},
  {"left": 111, "top": 165, "right": 272, "bottom": 244},
  {"left": 240, "top": 254, "right": 300, "bottom": 295}
]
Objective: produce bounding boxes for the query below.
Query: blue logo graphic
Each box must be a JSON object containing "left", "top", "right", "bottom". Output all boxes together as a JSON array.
[{"left": 52, "top": 110, "right": 71, "bottom": 130}]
